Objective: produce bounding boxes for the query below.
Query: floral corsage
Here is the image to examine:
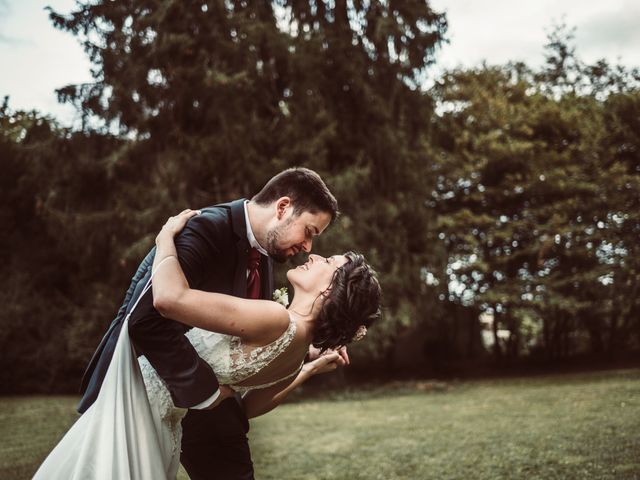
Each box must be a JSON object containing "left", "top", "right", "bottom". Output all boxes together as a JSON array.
[
  {"left": 272, "top": 287, "right": 290, "bottom": 307},
  {"left": 352, "top": 325, "right": 367, "bottom": 342}
]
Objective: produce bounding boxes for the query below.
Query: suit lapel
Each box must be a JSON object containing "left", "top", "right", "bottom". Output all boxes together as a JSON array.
[
  {"left": 233, "top": 241, "right": 249, "bottom": 297},
  {"left": 227, "top": 197, "right": 274, "bottom": 299},
  {"left": 227, "top": 199, "right": 250, "bottom": 298},
  {"left": 261, "top": 256, "right": 274, "bottom": 300}
]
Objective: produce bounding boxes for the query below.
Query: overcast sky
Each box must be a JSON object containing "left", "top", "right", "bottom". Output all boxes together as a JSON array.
[{"left": 1, "top": 0, "right": 639, "bottom": 127}]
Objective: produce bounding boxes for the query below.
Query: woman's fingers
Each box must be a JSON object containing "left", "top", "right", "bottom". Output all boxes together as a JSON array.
[
  {"left": 171, "top": 209, "right": 199, "bottom": 222},
  {"left": 180, "top": 209, "right": 201, "bottom": 217},
  {"left": 318, "top": 353, "right": 340, "bottom": 373},
  {"left": 328, "top": 352, "right": 340, "bottom": 361},
  {"left": 320, "top": 352, "right": 340, "bottom": 365},
  {"left": 162, "top": 209, "right": 200, "bottom": 235}
]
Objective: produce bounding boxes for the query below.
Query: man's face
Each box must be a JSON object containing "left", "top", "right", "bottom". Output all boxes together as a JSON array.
[{"left": 266, "top": 208, "right": 332, "bottom": 263}]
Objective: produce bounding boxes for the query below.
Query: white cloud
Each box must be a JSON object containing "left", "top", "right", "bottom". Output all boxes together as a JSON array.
[
  {"left": 575, "top": 0, "right": 640, "bottom": 64},
  {"left": 0, "top": 0, "right": 92, "bottom": 126},
  {"left": 430, "top": 0, "right": 640, "bottom": 70}
]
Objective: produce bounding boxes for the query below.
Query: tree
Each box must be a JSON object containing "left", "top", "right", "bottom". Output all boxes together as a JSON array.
[
  {"left": 429, "top": 25, "right": 640, "bottom": 363},
  {"left": 48, "top": 0, "right": 448, "bottom": 367}
]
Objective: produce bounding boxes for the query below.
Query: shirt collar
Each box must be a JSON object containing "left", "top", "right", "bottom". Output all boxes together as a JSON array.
[{"left": 244, "top": 200, "right": 268, "bottom": 256}]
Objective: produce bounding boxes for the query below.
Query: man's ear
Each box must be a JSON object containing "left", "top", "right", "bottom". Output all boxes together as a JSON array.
[{"left": 275, "top": 197, "right": 291, "bottom": 220}]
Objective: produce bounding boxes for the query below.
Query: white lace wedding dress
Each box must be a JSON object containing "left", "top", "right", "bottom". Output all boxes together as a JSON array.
[{"left": 33, "top": 270, "right": 301, "bottom": 480}]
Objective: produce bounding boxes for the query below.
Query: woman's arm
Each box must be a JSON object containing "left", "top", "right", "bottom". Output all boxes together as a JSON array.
[
  {"left": 151, "top": 210, "right": 289, "bottom": 343},
  {"left": 242, "top": 352, "right": 341, "bottom": 419}
]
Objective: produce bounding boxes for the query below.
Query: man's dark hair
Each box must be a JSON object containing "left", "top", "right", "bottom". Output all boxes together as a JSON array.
[{"left": 252, "top": 167, "right": 339, "bottom": 222}]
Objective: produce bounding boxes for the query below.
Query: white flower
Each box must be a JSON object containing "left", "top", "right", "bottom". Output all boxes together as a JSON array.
[
  {"left": 352, "top": 325, "right": 367, "bottom": 342},
  {"left": 272, "top": 287, "right": 289, "bottom": 307}
]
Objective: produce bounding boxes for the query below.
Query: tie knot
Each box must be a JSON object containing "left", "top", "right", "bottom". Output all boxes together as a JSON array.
[{"left": 248, "top": 248, "right": 261, "bottom": 269}]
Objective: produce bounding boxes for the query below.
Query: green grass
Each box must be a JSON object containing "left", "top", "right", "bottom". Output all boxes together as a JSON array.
[{"left": 2, "top": 369, "right": 639, "bottom": 479}]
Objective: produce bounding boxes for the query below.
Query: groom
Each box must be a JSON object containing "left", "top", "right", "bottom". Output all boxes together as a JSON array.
[{"left": 77, "top": 167, "right": 340, "bottom": 479}]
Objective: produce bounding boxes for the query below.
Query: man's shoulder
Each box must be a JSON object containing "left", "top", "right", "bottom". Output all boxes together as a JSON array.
[
  {"left": 198, "top": 199, "right": 243, "bottom": 224},
  {"left": 183, "top": 199, "right": 245, "bottom": 238},
  {"left": 200, "top": 204, "right": 232, "bottom": 222}
]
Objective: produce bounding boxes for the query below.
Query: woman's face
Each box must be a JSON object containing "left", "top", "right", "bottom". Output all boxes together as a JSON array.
[{"left": 287, "top": 254, "right": 348, "bottom": 295}]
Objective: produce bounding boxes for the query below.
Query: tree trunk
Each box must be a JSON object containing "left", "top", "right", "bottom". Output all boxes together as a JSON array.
[
  {"left": 542, "top": 311, "right": 551, "bottom": 360},
  {"left": 607, "top": 312, "right": 619, "bottom": 360},
  {"left": 492, "top": 309, "right": 502, "bottom": 360}
]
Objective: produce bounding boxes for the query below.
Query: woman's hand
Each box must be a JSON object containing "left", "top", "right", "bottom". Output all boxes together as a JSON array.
[
  {"left": 308, "top": 345, "right": 349, "bottom": 366},
  {"left": 243, "top": 352, "right": 341, "bottom": 419},
  {"left": 302, "top": 351, "right": 341, "bottom": 376},
  {"left": 157, "top": 209, "right": 200, "bottom": 241}
]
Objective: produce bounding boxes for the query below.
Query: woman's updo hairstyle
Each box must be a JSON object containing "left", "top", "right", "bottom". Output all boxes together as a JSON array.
[{"left": 312, "top": 251, "right": 382, "bottom": 352}]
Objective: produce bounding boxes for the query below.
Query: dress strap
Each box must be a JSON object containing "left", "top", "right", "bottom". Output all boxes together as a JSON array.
[
  {"left": 126, "top": 255, "right": 176, "bottom": 318},
  {"left": 234, "top": 360, "right": 304, "bottom": 392}
]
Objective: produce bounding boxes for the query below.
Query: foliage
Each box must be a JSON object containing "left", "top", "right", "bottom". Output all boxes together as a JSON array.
[
  {"left": 2, "top": 5, "right": 640, "bottom": 392},
  {"left": 429, "top": 24, "right": 640, "bottom": 361},
  {"left": 1, "top": 1, "right": 448, "bottom": 392}
]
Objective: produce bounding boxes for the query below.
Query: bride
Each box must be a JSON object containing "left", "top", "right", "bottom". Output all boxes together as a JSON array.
[{"left": 34, "top": 209, "right": 381, "bottom": 479}]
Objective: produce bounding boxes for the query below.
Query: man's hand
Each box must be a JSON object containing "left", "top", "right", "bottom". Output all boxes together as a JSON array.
[
  {"left": 204, "top": 385, "right": 235, "bottom": 410},
  {"left": 307, "top": 344, "right": 350, "bottom": 367}
]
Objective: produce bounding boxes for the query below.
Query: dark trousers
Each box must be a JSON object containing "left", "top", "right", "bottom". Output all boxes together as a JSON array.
[{"left": 180, "top": 398, "right": 254, "bottom": 480}]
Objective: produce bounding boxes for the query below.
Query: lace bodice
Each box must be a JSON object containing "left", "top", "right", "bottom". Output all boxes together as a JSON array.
[
  {"left": 185, "top": 312, "right": 300, "bottom": 393},
  {"left": 138, "top": 312, "right": 302, "bottom": 423}
]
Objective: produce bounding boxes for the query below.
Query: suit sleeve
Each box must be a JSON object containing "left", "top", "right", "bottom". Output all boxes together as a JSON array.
[{"left": 128, "top": 210, "right": 228, "bottom": 409}]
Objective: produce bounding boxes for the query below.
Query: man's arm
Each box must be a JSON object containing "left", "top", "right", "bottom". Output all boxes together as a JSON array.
[{"left": 128, "top": 209, "right": 229, "bottom": 409}]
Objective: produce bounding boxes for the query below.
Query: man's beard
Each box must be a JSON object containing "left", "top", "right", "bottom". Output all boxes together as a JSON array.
[{"left": 266, "top": 217, "right": 295, "bottom": 264}]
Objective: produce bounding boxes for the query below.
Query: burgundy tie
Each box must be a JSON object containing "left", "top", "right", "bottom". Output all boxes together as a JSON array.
[{"left": 247, "top": 248, "right": 261, "bottom": 299}]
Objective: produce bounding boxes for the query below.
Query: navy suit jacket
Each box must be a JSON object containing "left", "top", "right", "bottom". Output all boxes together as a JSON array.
[{"left": 77, "top": 199, "right": 274, "bottom": 413}]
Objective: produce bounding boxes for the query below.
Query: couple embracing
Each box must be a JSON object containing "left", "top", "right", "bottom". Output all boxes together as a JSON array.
[{"left": 34, "top": 167, "right": 382, "bottom": 479}]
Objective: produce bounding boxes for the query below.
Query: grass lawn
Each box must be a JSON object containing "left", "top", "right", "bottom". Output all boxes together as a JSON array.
[{"left": 1, "top": 369, "right": 638, "bottom": 479}]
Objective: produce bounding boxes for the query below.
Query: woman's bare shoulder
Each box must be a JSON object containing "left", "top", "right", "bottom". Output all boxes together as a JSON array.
[{"left": 244, "top": 300, "right": 291, "bottom": 344}]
